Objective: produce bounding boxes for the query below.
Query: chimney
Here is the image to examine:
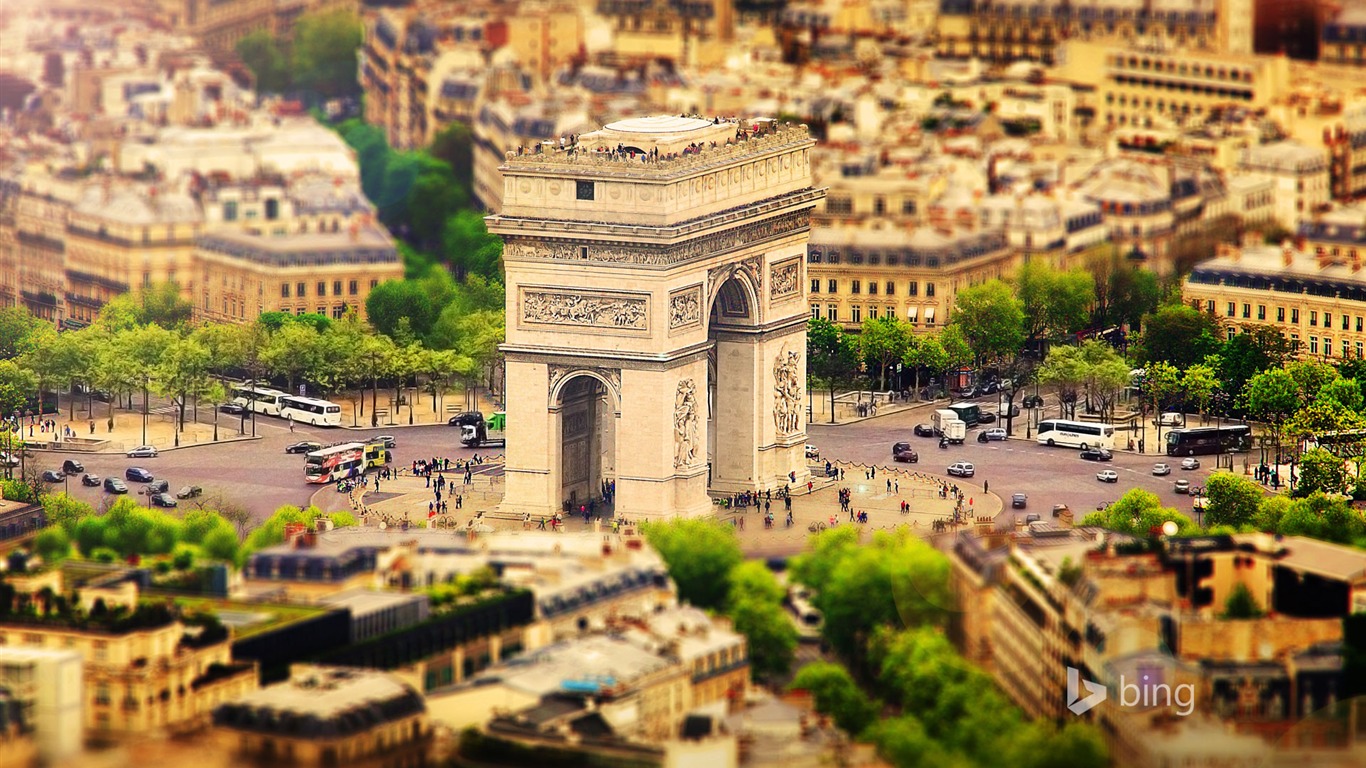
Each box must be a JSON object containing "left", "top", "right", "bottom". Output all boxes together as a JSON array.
[
  {"left": 1283, "top": 241, "right": 1295, "bottom": 267},
  {"left": 284, "top": 522, "right": 306, "bottom": 546},
  {"left": 1353, "top": 251, "right": 1361, "bottom": 272}
]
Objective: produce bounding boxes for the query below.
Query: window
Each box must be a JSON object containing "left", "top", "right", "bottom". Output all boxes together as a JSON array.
[
  {"left": 885, "top": 281, "right": 895, "bottom": 295},
  {"left": 1277, "top": 307, "right": 1285, "bottom": 322},
  {"left": 851, "top": 280, "right": 861, "bottom": 294},
  {"left": 1205, "top": 300, "right": 1214, "bottom": 313},
  {"left": 811, "top": 305, "right": 820, "bottom": 319},
  {"left": 826, "top": 251, "right": 840, "bottom": 264},
  {"left": 887, "top": 306, "right": 895, "bottom": 319},
  {"left": 828, "top": 279, "right": 837, "bottom": 293},
  {"left": 874, "top": 196, "right": 886, "bottom": 215},
  {"left": 1257, "top": 305, "right": 1265, "bottom": 320},
  {"left": 827, "top": 196, "right": 853, "bottom": 215},
  {"left": 902, "top": 200, "right": 917, "bottom": 215},
  {"left": 95, "top": 685, "right": 111, "bottom": 706},
  {"left": 1346, "top": 340, "right": 1353, "bottom": 358},
  {"left": 264, "top": 199, "right": 279, "bottom": 220},
  {"left": 333, "top": 281, "right": 342, "bottom": 297},
  {"left": 869, "top": 307, "right": 879, "bottom": 320},
  {"left": 1346, "top": 314, "right": 1353, "bottom": 331},
  {"left": 576, "top": 180, "right": 595, "bottom": 200},
  {"left": 1358, "top": 317, "right": 1364, "bottom": 332},
  {"left": 1292, "top": 308, "right": 1300, "bottom": 323},
  {"left": 1359, "top": 341, "right": 1364, "bottom": 358},
  {"left": 281, "top": 283, "right": 290, "bottom": 298},
  {"left": 826, "top": 304, "right": 838, "bottom": 322},
  {"left": 868, "top": 281, "right": 878, "bottom": 295},
  {"left": 1311, "top": 310, "right": 1318, "bottom": 326},
  {"left": 1326, "top": 312, "right": 1333, "bottom": 327},
  {"left": 317, "top": 282, "right": 326, "bottom": 297},
  {"left": 1311, "top": 336, "right": 1319, "bottom": 354},
  {"left": 370, "top": 279, "right": 379, "bottom": 289},
  {"left": 1242, "top": 303, "right": 1251, "bottom": 319},
  {"left": 926, "top": 283, "right": 936, "bottom": 297},
  {"left": 317, "top": 307, "right": 325, "bottom": 316},
  {"left": 334, "top": 305, "right": 347, "bottom": 319},
  {"left": 1226, "top": 302, "right": 1235, "bottom": 318},
  {"left": 223, "top": 201, "right": 238, "bottom": 221},
  {"left": 908, "top": 282, "right": 918, "bottom": 296},
  {"left": 811, "top": 279, "right": 820, "bottom": 294},
  {"left": 349, "top": 280, "right": 358, "bottom": 296},
  {"left": 297, "top": 282, "right": 307, "bottom": 297},
  {"left": 851, "top": 306, "right": 862, "bottom": 323},
  {"left": 808, "top": 251, "right": 822, "bottom": 263}
]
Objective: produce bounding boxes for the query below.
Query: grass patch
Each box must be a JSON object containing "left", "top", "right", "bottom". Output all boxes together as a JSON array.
[{"left": 171, "top": 597, "right": 324, "bottom": 640}]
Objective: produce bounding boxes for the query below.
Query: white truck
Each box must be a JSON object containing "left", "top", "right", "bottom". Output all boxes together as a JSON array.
[{"left": 933, "top": 409, "right": 967, "bottom": 444}]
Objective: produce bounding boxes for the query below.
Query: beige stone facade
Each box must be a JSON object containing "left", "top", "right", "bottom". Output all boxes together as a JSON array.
[
  {"left": 154, "top": 0, "right": 357, "bottom": 52},
  {"left": 489, "top": 117, "right": 821, "bottom": 519}
]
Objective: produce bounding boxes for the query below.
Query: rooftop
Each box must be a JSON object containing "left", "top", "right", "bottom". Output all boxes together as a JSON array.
[
  {"left": 473, "top": 635, "right": 676, "bottom": 698},
  {"left": 213, "top": 666, "right": 424, "bottom": 736}
]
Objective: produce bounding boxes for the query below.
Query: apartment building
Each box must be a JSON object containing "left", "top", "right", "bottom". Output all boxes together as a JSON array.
[
  {"left": 979, "top": 192, "right": 1109, "bottom": 270},
  {"left": 471, "top": 95, "right": 597, "bottom": 212},
  {"left": 212, "top": 666, "right": 430, "bottom": 767},
  {"left": 152, "top": 0, "right": 357, "bottom": 52},
  {"left": 596, "top": 0, "right": 735, "bottom": 68},
  {"left": 0, "top": 647, "right": 83, "bottom": 764},
  {"left": 1321, "top": 5, "right": 1366, "bottom": 67},
  {"left": 1238, "top": 141, "right": 1330, "bottom": 229},
  {"left": 806, "top": 222, "right": 1016, "bottom": 331},
  {"left": 1323, "top": 108, "right": 1366, "bottom": 202},
  {"left": 361, "top": 10, "right": 443, "bottom": 152}
]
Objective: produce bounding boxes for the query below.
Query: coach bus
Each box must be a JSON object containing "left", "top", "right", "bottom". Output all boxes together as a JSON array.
[
  {"left": 231, "top": 385, "right": 288, "bottom": 416},
  {"left": 279, "top": 395, "right": 343, "bottom": 427},
  {"left": 1036, "top": 419, "right": 1116, "bottom": 451},
  {"left": 304, "top": 443, "right": 367, "bottom": 484},
  {"left": 1165, "top": 425, "right": 1252, "bottom": 457}
]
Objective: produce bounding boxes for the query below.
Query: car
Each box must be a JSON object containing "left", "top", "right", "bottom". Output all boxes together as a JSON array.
[
  {"left": 914, "top": 424, "right": 936, "bottom": 438},
  {"left": 804, "top": 444, "right": 820, "bottom": 459},
  {"left": 947, "top": 462, "right": 975, "bottom": 477},
  {"left": 126, "top": 445, "right": 158, "bottom": 458},
  {"left": 998, "top": 403, "right": 1021, "bottom": 418},
  {"left": 1155, "top": 412, "right": 1185, "bottom": 427},
  {"left": 372, "top": 435, "right": 397, "bottom": 448},
  {"left": 1012, "top": 493, "right": 1028, "bottom": 509},
  {"left": 892, "top": 441, "right": 912, "bottom": 454},
  {"left": 982, "top": 381, "right": 1001, "bottom": 395},
  {"left": 61, "top": 459, "right": 84, "bottom": 474},
  {"left": 40, "top": 470, "right": 64, "bottom": 483},
  {"left": 140, "top": 479, "right": 169, "bottom": 495},
  {"left": 1024, "top": 513, "right": 1041, "bottom": 524},
  {"left": 1080, "top": 448, "right": 1113, "bottom": 462},
  {"left": 150, "top": 492, "right": 178, "bottom": 508},
  {"left": 219, "top": 403, "right": 246, "bottom": 415},
  {"left": 1174, "top": 479, "right": 1191, "bottom": 494},
  {"left": 1096, "top": 469, "right": 1119, "bottom": 483},
  {"left": 125, "top": 467, "right": 153, "bottom": 483},
  {"left": 285, "top": 441, "right": 322, "bottom": 454},
  {"left": 80, "top": 473, "right": 101, "bottom": 487},
  {"left": 1052, "top": 503, "right": 1070, "bottom": 518},
  {"left": 1022, "top": 394, "right": 1045, "bottom": 408},
  {"left": 176, "top": 485, "right": 203, "bottom": 500},
  {"left": 1152, "top": 463, "right": 1172, "bottom": 476},
  {"left": 447, "top": 411, "right": 485, "bottom": 427},
  {"left": 103, "top": 477, "right": 128, "bottom": 494},
  {"left": 977, "top": 411, "right": 997, "bottom": 424},
  {"left": 984, "top": 428, "right": 1008, "bottom": 441},
  {"left": 894, "top": 449, "right": 919, "bottom": 463},
  {"left": 1180, "top": 458, "right": 1200, "bottom": 470}
]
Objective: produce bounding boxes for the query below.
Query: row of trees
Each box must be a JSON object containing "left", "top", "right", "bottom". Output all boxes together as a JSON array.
[
  {"left": 806, "top": 316, "right": 974, "bottom": 411},
  {"left": 236, "top": 10, "right": 363, "bottom": 99}
]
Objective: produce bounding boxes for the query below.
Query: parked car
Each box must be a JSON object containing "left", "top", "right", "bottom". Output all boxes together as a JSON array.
[
  {"left": 61, "top": 459, "right": 84, "bottom": 474},
  {"left": 1181, "top": 458, "right": 1200, "bottom": 470},
  {"left": 984, "top": 428, "right": 1008, "bottom": 441},
  {"left": 81, "top": 473, "right": 101, "bottom": 486},
  {"left": 447, "top": 411, "right": 485, "bottom": 427},
  {"left": 40, "top": 470, "right": 64, "bottom": 483},
  {"left": 176, "top": 485, "right": 203, "bottom": 500},
  {"left": 982, "top": 381, "right": 1001, "bottom": 395},
  {"left": 285, "top": 441, "right": 322, "bottom": 454},
  {"left": 894, "top": 449, "right": 919, "bottom": 463},
  {"left": 372, "top": 435, "right": 397, "bottom": 448},
  {"left": 1080, "top": 448, "right": 1113, "bottom": 462},
  {"left": 125, "top": 467, "right": 153, "bottom": 482},
  {"left": 1096, "top": 469, "right": 1119, "bottom": 483},
  {"left": 914, "top": 424, "right": 936, "bottom": 437},
  {"left": 103, "top": 477, "right": 128, "bottom": 494},
  {"left": 947, "top": 462, "right": 975, "bottom": 477},
  {"left": 977, "top": 411, "right": 997, "bottom": 424},
  {"left": 140, "top": 479, "right": 169, "bottom": 495},
  {"left": 1012, "top": 493, "right": 1028, "bottom": 509},
  {"left": 219, "top": 403, "right": 246, "bottom": 415},
  {"left": 1174, "top": 479, "right": 1191, "bottom": 494},
  {"left": 127, "top": 445, "right": 158, "bottom": 458},
  {"left": 150, "top": 492, "right": 178, "bottom": 508},
  {"left": 1152, "top": 463, "right": 1172, "bottom": 476},
  {"left": 804, "top": 444, "right": 820, "bottom": 459},
  {"left": 1022, "top": 394, "right": 1046, "bottom": 408}
]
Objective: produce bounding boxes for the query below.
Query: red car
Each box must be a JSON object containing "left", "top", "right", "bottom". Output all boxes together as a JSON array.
[{"left": 894, "top": 449, "right": 919, "bottom": 463}]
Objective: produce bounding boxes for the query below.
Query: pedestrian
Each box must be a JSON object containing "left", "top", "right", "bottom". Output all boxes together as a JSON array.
[
  {"left": 894, "top": 480, "right": 899, "bottom": 493},
  {"left": 984, "top": 480, "right": 989, "bottom": 493},
  {"left": 886, "top": 479, "right": 891, "bottom": 492},
  {"left": 807, "top": 481, "right": 814, "bottom": 493},
  {"left": 425, "top": 475, "right": 431, "bottom": 488},
  {"left": 288, "top": 415, "right": 294, "bottom": 433},
  {"left": 89, "top": 420, "right": 95, "bottom": 434},
  {"left": 456, "top": 495, "right": 462, "bottom": 509}
]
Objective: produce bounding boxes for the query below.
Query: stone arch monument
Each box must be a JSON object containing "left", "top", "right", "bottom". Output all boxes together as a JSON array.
[{"left": 488, "top": 116, "right": 823, "bottom": 519}]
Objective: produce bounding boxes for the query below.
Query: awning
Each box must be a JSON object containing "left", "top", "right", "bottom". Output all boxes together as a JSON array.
[
  {"left": 907, "top": 306, "right": 919, "bottom": 322},
  {"left": 924, "top": 307, "right": 936, "bottom": 324}
]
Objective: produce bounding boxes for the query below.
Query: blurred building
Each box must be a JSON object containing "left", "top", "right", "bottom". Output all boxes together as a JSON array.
[
  {"left": 0, "top": 647, "right": 82, "bottom": 764},
  {"left": 151, "top": 0, "right": 359, "bottom": 53}
]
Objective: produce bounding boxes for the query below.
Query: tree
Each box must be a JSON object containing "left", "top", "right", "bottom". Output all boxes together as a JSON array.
[
  {"left": 0, "top": 306, "right": 45, "bottom": 360},
  {"left": 1079, "top": 488, "right": 1198, "bottom": 537},
  {"left": 1244, "top": 368, "right": 1299, "bottom": 452},
  {"left": 1285, "top": 400, "right": 1366, "bottom": 446},
  {"left": 1140, "top": 361, "right": 1184, "bottom": 443},
  {"left": 262, "top": 322, "right": 322, "bottom": 394},
  {"left": 366, "top": 280, "right": 437, "bottom": 341},
  {"left": 1133, "top": 304, "right": 1224, "bottom": 369},
  {"left": 1180, "top": 363, "right": 1218, "bottom": 423},
  {"left": 1220, "top": 327, "right": 1294, "bottom": 405},
  {"left": 0, "top": 360, "right": 36, "bottom": 419},
  {"left": 859, "top": 315, "right": 912, "bottom": 390},
  {"left": 132, "top": 282, "right": 193, "bottom": 329},
  {"left": 1087, "top": 246, "right": 1160, "bottom": 329},
  {"left": 1320, "top": 377, "right": 1365, "bottom": 413},
  {"left": 153, "top": 337, "right": 212, "bottom": 445},
  {"left": 442, "top": 210, "right": 504, "bottom": 280},
  {"left": 429, "top": 122, "right": 475, "bottom": 192},
  {"left": 1222, "top": 583, "right": 1265, "bottom": 619},
  {"left": 1013, "top": 262, "right": 1095, "bottom": 342},
  {"left": 1297, "top": 448, "right": 1351, "bottom": 496},
  {"left": 807, "top": 318, "right": 858, "bottom": 420},
  {"left": 201, "top": 527, "right": 240, "bottom": 564},
  {"left": 1288, "top": 360, "right": 1341, "bottom": 405},
  {"left": 901, "top": 334, "right": 947, "bottom": 401},
  {"left": 950, "top": 280, "right": 1025, "bottom": 363},
  {"left": 235, "top": 30, "right": 290, "bottom": 93},
  {"left": 788, "top": 662, "right": 880, "bottom": 736},
  {"left": 1203, "top": 472, "right": 1264, "bottom": 529},
  {"left": 1079, "top": 342, "right": 1132, "bottom": 423},
  {"left": 33, "top": 526, "right": 72, "bottom": 564},
  {"left": 643, "top": 519, "right": 743, "bottom": 609},
  {"left": 291, "top": 10, "right": 363, "bottom": 99},
  {"left": 1038, "top": 346, "right": 1086, "bottom": 419},
  {"left": 727, "top": 596, "right": 796, "bottom": 678}
]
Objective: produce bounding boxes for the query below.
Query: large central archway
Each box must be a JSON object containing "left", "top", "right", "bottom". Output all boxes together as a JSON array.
[
  {"left": 553, "top": 374, "right": 617, "bottom": 510},
  {"left": 707, "top": 273, "right": 763, "bottom": 493}
]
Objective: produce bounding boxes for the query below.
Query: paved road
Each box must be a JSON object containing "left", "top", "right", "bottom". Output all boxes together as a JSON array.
[
  {"left": 808, "top": 402, "right": 1218, "bottom": 528},
  {"left": 26, "top": 415, "right": 492, "bottom": 522}
]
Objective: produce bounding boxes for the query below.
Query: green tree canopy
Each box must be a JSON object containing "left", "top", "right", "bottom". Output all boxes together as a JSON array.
[
  {"left": 950, "top": 279, "right": 1025, "bottom": 363},
  {"left": 1202, "top": 472, "right": 1264, "bottom": 529},
  {"left": 236, "top": 30, "right": 290, "bottom": 93},
  {"left": 1013, "top": 262, "right": 1095, "bottom": 342},
  {"left": 1080, "top": 488, "right": 1198, "bottom": 537},
  {"left": 292, "top": 10, "right": 363, "bottom": 99},
  {"left": 1297, "top": 448, "right": 1351, "bottom": 497},
  {"left": 1134, "top": 304, "right": 1224, "bottom": 369},
  {"left": 860, "top": 315, "right": 913, "bottom": 390},
  {"left": 788, "top": 662, "right": 880, "bottom": 736},
  {"left": 642, "top": 519, "right": 743, "bottom": 610}
]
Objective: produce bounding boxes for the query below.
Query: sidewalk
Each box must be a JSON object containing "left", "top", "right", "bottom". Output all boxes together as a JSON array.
[
  {"left": 809, "top": 389, "right": 950, "bottom": 427},
  {"left": 334, "top": 389, "right": 502, "bottom": 430},
  {"left": 8, "top": 407, "right": 258, "bottom": 455}
]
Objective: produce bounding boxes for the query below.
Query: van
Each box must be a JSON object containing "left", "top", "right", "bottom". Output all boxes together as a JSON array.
[{"left": 1155, "top": 412, "right": 1185, "bottom": 427}]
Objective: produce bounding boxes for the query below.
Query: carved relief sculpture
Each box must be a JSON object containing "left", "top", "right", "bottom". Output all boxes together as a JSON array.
[
  {"left": 773, "top": 346, "right": 802, "bottom": 435},
  {"left": 669, "top": 288, "right": 702, "bottom": 329},
  {"left": 674, "top": 379, "right": 701, "bottom": 468},
  {"left": 523, "top": 291, "right": 647, "bottom": 329},
  {"left": 770, "top": 259, "right": 800, "bottom": 298}
]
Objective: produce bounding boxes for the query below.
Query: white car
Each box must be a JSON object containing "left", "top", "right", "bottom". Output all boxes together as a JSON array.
[
  {"left": 947, "top": 462, "right": 975, "bottom": 477},
  {"left": 1096, "top": 469, "right": 1119, "bottom": 483},
  {"left": 1152, "top": 463, "right": 1171, "bottom": 476},
  {"left": 126, "top": 445, "right": 159, "bottom": 459},
  {"left": 1180, "top": 458, "right": 1200, "bottom": 470},
  {"left": 984, "top": 428, "right": 1008, "bottom": 441},
  {"left": 1174, "top": 479, "right": 1191, "bottom": 494},
  {"left": 805, "top": 444, "right": 820, "bottom": 459}
]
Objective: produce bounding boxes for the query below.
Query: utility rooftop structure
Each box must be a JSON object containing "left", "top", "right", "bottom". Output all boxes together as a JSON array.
[{"left": 489, "top": 116, "right": 823, "bottom": 519}]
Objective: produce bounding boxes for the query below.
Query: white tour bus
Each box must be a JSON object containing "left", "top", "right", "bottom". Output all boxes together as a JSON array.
[
  {"left": 280, "top": 395, "right": 343, "bottom": 427},
  {"left": 1036, "top": 419, "right": 1116, "bottom": 451},
  {"left": 231, "top": 385, "right": 288, "bottom": 416}
]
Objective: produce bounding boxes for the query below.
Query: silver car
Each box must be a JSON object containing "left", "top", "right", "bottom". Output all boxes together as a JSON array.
[
  {"left": 1152, "top": 463, "right": 1171, "bottom": 476},
  {"left": 126, "top": 445, "right": 159, "bottom": 458}
]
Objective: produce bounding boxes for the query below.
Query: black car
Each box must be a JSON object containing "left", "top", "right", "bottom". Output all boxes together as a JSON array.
[
  {"left": 176, "top": 485, "right": 203, "bottom": 500},
  {"left": 285, "top": 441, "right": 322, "bottom": 454},
  {"left": 1022, "top": 394, "right": 1045, "bottom": 408},
  {"left": 41, "top": 470, "right": 65, "bottom": 483},
  {"left": 150, "top": 493, "right": 178, "bottom": 508},
  {"left": 81, "top": 473, "right": 101, "bottom": 486},
  {"left": 892, "top": 441, "right": 912, "bottom": 455},
  {"left": 1012, "top": 493, "right": 1028, "bottom": 509},
  {"left": 447, "top": 411, "right": 485, "bottom": 427},
  {"left": 103, "top": 477, "right": 128, "bottom": 494},
  {"left": 141, "top": 479, "right": 170, "bottom": 495},
  {"left": 978, "top": 411, "right": 997, "bottom": 424},
  {"left": 125, "top": 467, "right": 154, "bottom": 482},
  {"left": 1079, "top": 449, "right": 1113, "bottom": 462},
  {"left": 913, "top": 424, "right": 936, "bottom": 437},
  {"left": 61, "top": 459, "right": 84, "bottom": 474},
  {"left": 220, "top": 403, "right": 246, "bottom": 415}
]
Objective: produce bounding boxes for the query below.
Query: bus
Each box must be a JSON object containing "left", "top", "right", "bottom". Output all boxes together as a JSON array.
[
  {"left": 363, "top": 439, "right": 391, "bottom": 469},
  {"left": 948, "top": 402, "right": 981, "bottom": 427},
  {"left": 280, "top": 395, "right": 343, "bottom": 427},
  {"left": 1036, "top": 419, "right": 1116, "bottom": 450},
  {"left": 232, "top": 385, "right": 288, "bottom": 416},
  {"left": 304, "top": 443, "right": 367, "bottom": 484},
  {"left": 1165, "top": 425, "right": 1252, "bottom": 457}
]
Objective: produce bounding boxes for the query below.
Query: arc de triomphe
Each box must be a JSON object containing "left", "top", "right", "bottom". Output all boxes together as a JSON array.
[{"left": 487, "top": 116, "right": 823, "bottom": 519}]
